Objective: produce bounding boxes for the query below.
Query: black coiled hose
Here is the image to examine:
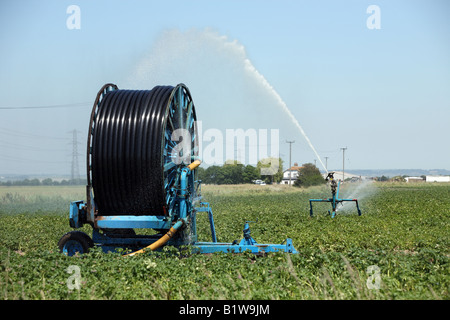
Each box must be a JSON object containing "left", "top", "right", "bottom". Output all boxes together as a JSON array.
[{"left": 89, "top": 84, "right": 197, "bottom": 216}]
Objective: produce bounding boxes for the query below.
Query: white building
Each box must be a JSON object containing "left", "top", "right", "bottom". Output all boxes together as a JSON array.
[
  {"left": 405, "top": 176, "right": 424, "bottom": 183},
  {"left": 281, "top": 163, "right": 302, "bottom": 185},
  {"left": 426, "top": 175, "right": 450, "bottom": 183}
]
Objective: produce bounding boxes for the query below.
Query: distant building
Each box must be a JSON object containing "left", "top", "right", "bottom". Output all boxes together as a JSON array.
[
  {"left": 321, "top": 171, "right": 364, "bottom": 182},
  {"left": 282, "top": 162, "right": 302, "bottom": 185},
  {"left": 426, "top": 175, "right": 450, "bottom": 183},
  {"left": 405, "top": 176, "right": 424, "bottom": 183}
]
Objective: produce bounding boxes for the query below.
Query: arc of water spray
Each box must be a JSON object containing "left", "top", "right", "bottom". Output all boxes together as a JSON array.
[
  {"left": 243, "top": 59, "right": 328, "bottom": 174},
  {"left": 128, "top": 28, "right": 328, "bottom": 174}
]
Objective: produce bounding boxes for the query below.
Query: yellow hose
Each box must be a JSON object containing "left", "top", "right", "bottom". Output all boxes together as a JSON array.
[
  {"left": 188, "top": 159, "right": 202, "bottom": 170},
  {"left": 125, "top": 222, "right": 182, "bottom": 257}
]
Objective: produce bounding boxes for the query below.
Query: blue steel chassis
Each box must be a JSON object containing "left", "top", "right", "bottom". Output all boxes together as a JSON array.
[
  {"left": 69, "top": 200, "right": 297, "bottom": 255},
  {"left": 66, "top": 166, "right": 297, "bottom": 255}
]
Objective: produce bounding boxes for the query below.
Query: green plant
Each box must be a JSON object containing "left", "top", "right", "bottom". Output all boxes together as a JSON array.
[{"left": 0, "top": 183, "right": 448, "bottom": 299}]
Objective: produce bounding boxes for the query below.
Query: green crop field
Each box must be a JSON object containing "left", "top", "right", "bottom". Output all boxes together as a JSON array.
[{"left": 0, "top": 182, "right": 449, "bottom": 300}]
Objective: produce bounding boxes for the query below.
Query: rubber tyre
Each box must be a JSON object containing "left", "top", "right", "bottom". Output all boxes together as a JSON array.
[{"left": 58, "top": 231, "right": 94, "bottom": 256}]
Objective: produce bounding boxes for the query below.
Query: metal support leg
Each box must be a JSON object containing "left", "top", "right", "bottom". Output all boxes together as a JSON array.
[
  {"left": 196, "top": 202, "right": 218, "bottom": 243},
  {"left": 208, "top": 206, "right": 217, "bottom": 243},
  {"left": 355, "top": 200, "right": 362, "bottom": 216}
]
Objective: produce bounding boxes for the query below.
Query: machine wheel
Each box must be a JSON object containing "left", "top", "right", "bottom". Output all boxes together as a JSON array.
[{"left": 58, "top": 231, "right": 94, "bottom": 256}]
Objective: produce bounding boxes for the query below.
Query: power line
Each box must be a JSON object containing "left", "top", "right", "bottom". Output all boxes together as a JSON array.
[
  {"left": 0, "top": 154, "right": 70, "bottom": 164},
  {"left": 0, "top": 127, "right": 73, "bottom": 140},
  {"left": 0, "top": 140, "right": 68, "bottom": 153},
  {"left": 0, "top": 102, "right": 90, "bottom": 110}
]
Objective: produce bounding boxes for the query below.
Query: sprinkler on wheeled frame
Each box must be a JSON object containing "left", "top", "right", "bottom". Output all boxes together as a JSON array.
[{"left": 309, "top": 172, "right": 362, "bottom": 218}]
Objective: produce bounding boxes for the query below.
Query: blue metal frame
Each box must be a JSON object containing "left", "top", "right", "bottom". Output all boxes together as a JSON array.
[
  {"left": 95, "top": 215, "right": 172, "bottom": 230},
  {"left": 193, "top": 239, "right": 297, "bottom": 254},
  {"left": 64, "top": 163, "right": 298, "bottom": 255},
  {"left": 193, "top": 220, "right": 297, "bottom": 254},
  {"left": 309, "top": 179, "right": 362, "bottom": 218},
  {"left": 195, "top": 202, "right": 217, "bottom": 243},
  {"left": 69, "top": 200, "right": 86, "bottom": 229}
]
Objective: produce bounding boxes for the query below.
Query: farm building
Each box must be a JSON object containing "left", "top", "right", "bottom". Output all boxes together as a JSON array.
[
  {"left": 321, "top": 171, "right": 363, "bottom": 182},
  {"left": 405, "top": 176, "right": 424, "bottom": 183},
  {"left": 281, "top": 162, "right": 302, "bottom": 185},
  {"left": 426, "top": 175, "right": 450, "bottom": 182}
]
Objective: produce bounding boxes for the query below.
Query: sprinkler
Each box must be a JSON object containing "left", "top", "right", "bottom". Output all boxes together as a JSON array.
[
  {"left": 309, "top": 172, "right": 362, "bottom": 218},
  {"left": 58, "top": 83, "right": 298, "bottom": 256}
]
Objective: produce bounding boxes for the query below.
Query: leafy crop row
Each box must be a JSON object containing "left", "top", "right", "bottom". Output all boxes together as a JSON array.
[{"left": 0, "top": 183, "right": 449, "bottom": 299}]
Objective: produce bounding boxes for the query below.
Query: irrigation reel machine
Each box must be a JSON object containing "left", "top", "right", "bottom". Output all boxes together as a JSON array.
[{"left": 58, "top": 83, "right": 297, "bottom": 256}]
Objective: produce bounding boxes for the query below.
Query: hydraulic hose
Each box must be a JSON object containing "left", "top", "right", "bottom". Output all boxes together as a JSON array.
[
  {"left": 188, "top": 159, "right": 201, "bottom": 170},
  {"left": 124, "top": 220, "right": 184, "bottom": 256}
]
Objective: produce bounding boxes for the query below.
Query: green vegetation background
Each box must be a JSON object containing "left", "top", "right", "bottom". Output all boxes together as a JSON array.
[{"left": 0, "top": 182, "right": 449, "bottom": 299}]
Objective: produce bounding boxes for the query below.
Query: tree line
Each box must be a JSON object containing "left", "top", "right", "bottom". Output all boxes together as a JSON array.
[
  {"left": 1, "top": 160, "right": 329, "bottom": 187},
  {"left": 198, "top": 158, "right": 284, "bottom": 185},
  {"left": 0, "top": 178, "right": 85, "bottom": 186},
  {"left": 198, "top": 159, "right": 327, "bottom": 187}
]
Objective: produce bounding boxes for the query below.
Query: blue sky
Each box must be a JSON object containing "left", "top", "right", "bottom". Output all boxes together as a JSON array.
[{"left": 0, "top": 0, "right": 449, "bottom": 175}]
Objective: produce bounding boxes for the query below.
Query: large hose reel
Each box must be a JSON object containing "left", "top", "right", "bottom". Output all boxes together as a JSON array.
[{"left": 86, "top": 83, "right": 199, "bottom": 219}]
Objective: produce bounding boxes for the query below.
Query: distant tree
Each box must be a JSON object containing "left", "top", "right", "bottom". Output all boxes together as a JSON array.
[
  {"left": 196, "top": 162, "right": 262, "bottom": 185},
  {"left": 242, "top": 165, "right": 260, "bottom": 183},
  {"left": 197, "top": 167, "right": 206, "bottom": 182},
  {"left": 294, "top": 163, "right": 325, "bottom": 187},
  {"left": 221, "top": 160, "right": 244, "bottom": 184},
  {"left": 201, "top": 165, "right": 220, "bottom": 184},
  {"left": 60, "top": 179, "right": 70, "bottom": 185},
  {"left": 42, "top": 178, "right": 53, "bottom": 186},
  {"left": 20, "top": 179, "right": 30, "bottom": 186}
]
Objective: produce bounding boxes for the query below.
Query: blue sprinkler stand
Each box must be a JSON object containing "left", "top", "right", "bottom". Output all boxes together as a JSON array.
[{"left": 309, "top": 172, "right": 362, "bottom": 218}]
